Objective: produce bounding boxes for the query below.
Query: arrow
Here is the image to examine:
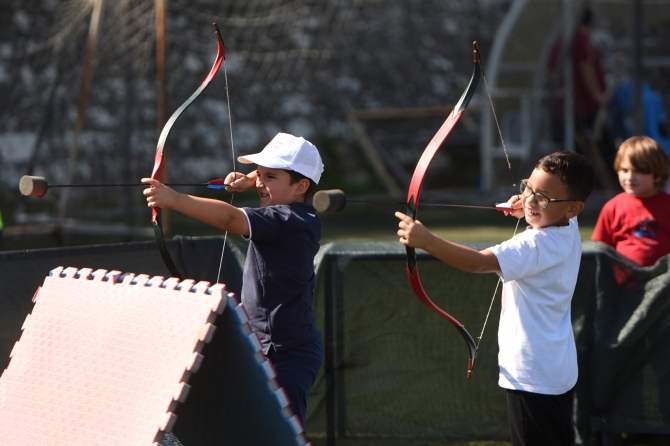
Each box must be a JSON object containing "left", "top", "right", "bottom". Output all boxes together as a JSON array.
[
  {"left": 312, "top": 189, "right": 513, "bottom": 213},
  {"left": 19, "top": 175, "right": 230, "bottom": 197}
]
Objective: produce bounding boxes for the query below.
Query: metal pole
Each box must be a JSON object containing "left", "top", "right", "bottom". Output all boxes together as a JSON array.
[
  {"left": 632, "top": 0, "right": 643, "bottom": 135},
  {"left": 562, "top": 0, "right": 575, "bottom": 152}
]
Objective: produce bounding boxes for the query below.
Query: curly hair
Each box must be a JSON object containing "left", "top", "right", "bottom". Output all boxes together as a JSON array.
[{"left": 535, "top": 151, "right": 595, "bottom": 201}]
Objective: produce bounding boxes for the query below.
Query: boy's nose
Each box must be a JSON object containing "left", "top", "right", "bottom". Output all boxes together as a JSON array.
[{"left": 523, "top": 194, "right": 538, "bottom": 209}]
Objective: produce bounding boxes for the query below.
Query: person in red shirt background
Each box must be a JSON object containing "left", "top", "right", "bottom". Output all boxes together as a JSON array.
[
  {"left": 549, "top": 8, "right": 609, "bottom": 132},
  {"left": 571, "top": 9, "right": 609, "bottom": 122},
  {"left": 592, "top": 136, "right": 670, "bottom": 266},
  {"left": 549, "top": 8, "right": 617, "bottom": 186}
]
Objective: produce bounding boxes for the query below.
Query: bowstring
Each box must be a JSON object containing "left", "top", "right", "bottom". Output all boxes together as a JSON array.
[
  {"left": 475, "top": 57, "right": 522, "bottom": 352},
  {"left": 216, "top": 54, "right": 236, "bottom": 284}
]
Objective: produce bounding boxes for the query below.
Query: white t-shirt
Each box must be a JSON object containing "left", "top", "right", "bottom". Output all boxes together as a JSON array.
[{"left": 487, "top": 217, "right": 580, "bottom": 395}]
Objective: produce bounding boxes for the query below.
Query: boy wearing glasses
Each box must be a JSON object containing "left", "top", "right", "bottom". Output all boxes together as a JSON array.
[{"left": 396, "top": 151, "right": 595, "bottom": 446}]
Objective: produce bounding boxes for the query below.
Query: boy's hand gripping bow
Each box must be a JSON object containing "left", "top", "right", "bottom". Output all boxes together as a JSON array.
[
  {"left": 150, "top": 24, "right": 226, "bottom": 280},
  {"left": 405, "top": 42, "right": 518, "bottom": 379},
  {"left": 405, "top": 42, "right": 481, "bottom": 378}
]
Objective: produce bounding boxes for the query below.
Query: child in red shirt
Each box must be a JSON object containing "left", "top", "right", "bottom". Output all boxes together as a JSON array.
[{"left": 592, "top": 136, "right": 670, "bottom": 266}]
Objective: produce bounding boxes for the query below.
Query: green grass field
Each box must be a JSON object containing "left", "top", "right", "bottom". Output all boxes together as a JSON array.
[
  {"left": 318, "top": 204, "right": 599, "bottom": 245},
  {"left": 0, "top": 201, "right": 600, "bottom": 252}
]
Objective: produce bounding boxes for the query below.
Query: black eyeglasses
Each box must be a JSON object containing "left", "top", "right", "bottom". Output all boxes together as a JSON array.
[{"left": 519, "top": 180, "right": 576, "bottom": 209}]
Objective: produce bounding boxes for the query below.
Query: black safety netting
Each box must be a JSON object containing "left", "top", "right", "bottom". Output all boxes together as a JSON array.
[
  {"left": 306, "top": 241, "right": 670, "bottom": 445},
  {"left": 307, "top": 242, "right": 507, "bottom": 445},
  {"left": 1, "top": 238, "right": 670, "bottom": 445},
  {"left": 572, "top": 242, "right": 670, "bottom": 441}
]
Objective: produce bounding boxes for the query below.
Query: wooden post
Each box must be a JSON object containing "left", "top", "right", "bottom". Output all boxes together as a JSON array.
[
  {"left": 155, "top": 0, "right": 170, "bottom": 234},
  {"left": 57, "top": 0, "right": 104, "bottom": 241}
]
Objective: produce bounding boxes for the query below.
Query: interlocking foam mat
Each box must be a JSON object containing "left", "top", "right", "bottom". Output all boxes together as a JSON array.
[{"left": 0, "top": 267, "right": 309, "bottom": 446}]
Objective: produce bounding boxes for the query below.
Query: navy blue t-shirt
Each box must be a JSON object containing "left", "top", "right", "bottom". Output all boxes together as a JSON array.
[{"left": 241, "top": 202, "right": 322, "bottom": 353}]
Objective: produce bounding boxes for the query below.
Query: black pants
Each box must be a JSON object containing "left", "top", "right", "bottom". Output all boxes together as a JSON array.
[
  {"left": 267, "top": 337, "right": 324, "bottom": 430},
  {"left": 506, "top": 387, "right": 575, "bottom": 446}
]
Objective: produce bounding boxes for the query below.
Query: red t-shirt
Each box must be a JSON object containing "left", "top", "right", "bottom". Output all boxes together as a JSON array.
[
  {"left": 592, "top": 191, "right": 670, "bottom": 266},
  {"left": 548, "top": 29, "right": 606, "bottom": 118}
]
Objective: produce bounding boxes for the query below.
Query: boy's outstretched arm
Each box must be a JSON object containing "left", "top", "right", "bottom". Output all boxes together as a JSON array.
[
  {"left": 396, "top": 212, "right": 501, "bottom": 274},
  {"left": 142, "top": 178, "right": 249, "bottom": 236}
]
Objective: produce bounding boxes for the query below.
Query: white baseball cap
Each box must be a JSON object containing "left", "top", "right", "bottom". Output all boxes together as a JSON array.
[{"left": 238, "top": 133, "right": 324, "bottom": 184}]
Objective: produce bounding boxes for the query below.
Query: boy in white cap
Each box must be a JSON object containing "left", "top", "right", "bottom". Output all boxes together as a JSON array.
[{"left": 143, "top": 132, "right": 324, "bottom": 430}]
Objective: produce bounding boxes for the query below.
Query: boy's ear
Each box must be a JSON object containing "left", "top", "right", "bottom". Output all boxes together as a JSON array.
[
  {"left": 293, "top": 178, "right": 310, "bottom": 196},
  {"left": 653, "top": 175, "right": 664, "bottom": 188},
  {"left": 566, "top": 201, "right": 585, "bottom": 219}
]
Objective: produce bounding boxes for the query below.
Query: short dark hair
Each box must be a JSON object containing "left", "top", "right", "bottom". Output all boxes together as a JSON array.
[
  {"left": 535, "top": 151, "right": 595, "bottom": 201},
  {"left": 287, "top": 170, "right": 317, "bottom": 200}
]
